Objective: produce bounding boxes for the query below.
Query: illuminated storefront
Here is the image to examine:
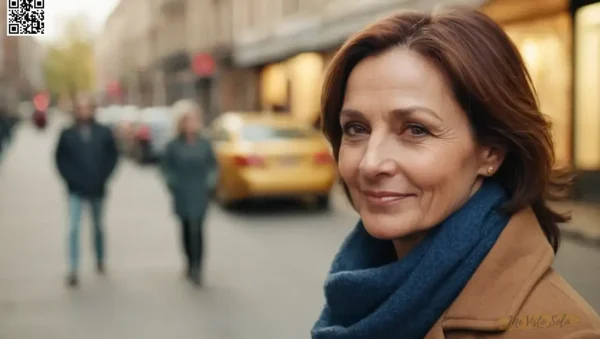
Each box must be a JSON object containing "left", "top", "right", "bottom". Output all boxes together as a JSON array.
[
  {"left": 574, "top": 1, "right": 600, "bottom": 171},
  {"left": 483, "top": 0, "right": 573, "bottom": 167},
  {"left": 260, "top": 62, "right": 289, "bottom": 111},
  {"left": 504, "top": 14, "right": 573, "bottom": 166},
  {"left": 572, "top": 0, "right": 600, "bottom": 200},
  {"left": 482, "top": 0, "right": 600, "bottom": 199},
  {"left": 259, "top": 52, "right": 325, "bottom": 125}
]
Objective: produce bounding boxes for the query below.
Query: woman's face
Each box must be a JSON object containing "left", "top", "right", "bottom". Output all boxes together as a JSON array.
[
  {"left": 338, "top": 47, "right": 504, "bottom": 240},
  {"left": 182, "top": 111, "right": 201, "bottom": 135}
]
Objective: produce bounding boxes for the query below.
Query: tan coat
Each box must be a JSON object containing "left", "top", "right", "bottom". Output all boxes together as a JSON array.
[{"left": 425, "top": 208, "right": 600, "bottom": 339}]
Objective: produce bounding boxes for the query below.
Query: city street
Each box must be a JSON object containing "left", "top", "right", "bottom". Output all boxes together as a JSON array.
[{"left": 0, "top": 116, "right": 599, "bottom": 339}]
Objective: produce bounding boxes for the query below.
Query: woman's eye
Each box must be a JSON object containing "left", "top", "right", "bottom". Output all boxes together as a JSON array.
[
  {"left": 407, "top": 124, "right": 429, "bottom": 137},
  {"left": 343, "top": 122, "right": 368, "bottom": 135}
]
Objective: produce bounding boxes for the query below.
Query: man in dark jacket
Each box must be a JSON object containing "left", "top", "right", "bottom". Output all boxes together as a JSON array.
[{"left": 55, "top": 95, "right": 118, "bottom": 288}]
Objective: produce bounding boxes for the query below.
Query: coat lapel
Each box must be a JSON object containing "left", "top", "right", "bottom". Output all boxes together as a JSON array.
[{"left": 425, "top": 207, "right": 555, "bottom": 338}]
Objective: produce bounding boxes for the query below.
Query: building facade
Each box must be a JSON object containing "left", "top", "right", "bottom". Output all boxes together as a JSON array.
[
  {"left": 17, "top": 37, "right": 46, "bottom": 100},
  {"left": 96, "top": 0, "right": 158, "bottom": 106},
  {"left": 0, "top": 1, "right": 45, "bottom": 111},
  {"left": 232, "top": 0, "right": 600, "bottom": 201},
  {"left": 479, "top": 0, "right": 600, "bottom": 200},
  {"left": 96, "top": 0, "right": 600, "bottom": 200},
  {"left": 97, "top": 0, "right": 254, "bottom": 124},
  {"left": 0, "top": 0, "right": 20, "bottom": 111},
  {"left": 94, "top": 1, "right": 127, "bottom": 105},
  {"left": 233, "top": 0, "right": 490, "bottom": 125}
]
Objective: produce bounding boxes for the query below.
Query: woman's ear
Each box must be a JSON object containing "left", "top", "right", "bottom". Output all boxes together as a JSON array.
[{"left": 477, "top": 146, "right": 506, "bottom": 177}]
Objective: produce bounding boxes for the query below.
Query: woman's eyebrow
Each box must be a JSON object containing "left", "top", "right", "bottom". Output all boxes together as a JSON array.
[
  {"left": 389, "top": 107, "right": 442, "bottom": 122},
  {"left": 340, "top": 108, "right": 365, "bottom": 120},
  {"left": 340, "top": 107, "right": 442, "bottom": 122}
]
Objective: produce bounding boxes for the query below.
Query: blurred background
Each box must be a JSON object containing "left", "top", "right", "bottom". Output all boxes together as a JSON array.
[{"left": 0, "top": 0, "right": 599, "bottom": 338}]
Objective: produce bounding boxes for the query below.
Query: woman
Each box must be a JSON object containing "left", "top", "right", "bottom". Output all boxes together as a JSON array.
[
  {"left": 311, "top": 8, "right": 600, "bottom": 339},
  {"left": 162, "top": 99, "right": 218, "bottom": 286}
]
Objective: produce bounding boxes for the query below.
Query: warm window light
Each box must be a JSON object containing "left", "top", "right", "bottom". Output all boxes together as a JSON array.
[
  {"left": 521, "top": 40, "right": 539, "bottom": 70},
  {"left": 578, "top": 2, "right": 600, "bottom": 25},
  {"left": 574, "top": 2, "right": 600, "bottom": 170}
]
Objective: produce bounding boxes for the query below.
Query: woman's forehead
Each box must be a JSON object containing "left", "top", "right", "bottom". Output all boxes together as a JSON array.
[
  {"left": 343, "top": 48, "right": 455, "bottom": 118},
  {"left": 346, "top": 47, "right": 447, "bottom": 94}
]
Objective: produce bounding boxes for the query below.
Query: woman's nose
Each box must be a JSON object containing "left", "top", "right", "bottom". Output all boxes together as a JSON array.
[{"left": 358, "top": 136, "right": 398, "bottom": 178}]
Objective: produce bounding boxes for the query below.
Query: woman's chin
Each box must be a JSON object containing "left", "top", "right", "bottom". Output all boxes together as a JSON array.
[{"left": 360, "top": 211, "right": 422, "bottom": 240}]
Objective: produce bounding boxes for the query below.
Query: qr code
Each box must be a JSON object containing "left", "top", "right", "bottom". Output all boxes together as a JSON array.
[{"left": 6, "top": 0, "right": 45, "bottom": 36}]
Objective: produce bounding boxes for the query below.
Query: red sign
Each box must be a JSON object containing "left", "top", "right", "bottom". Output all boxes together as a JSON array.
[
  {"left": 107, "top": 80, "right": 122, "bottom": 97},
  {"left": 33, "top": 92, "right": 49, "bottom": 111},
  {"left": 192, "top": 53, "right": 216, "bottom": 77}
]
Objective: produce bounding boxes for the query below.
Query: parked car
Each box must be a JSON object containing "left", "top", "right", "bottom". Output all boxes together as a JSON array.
[
  {"left": 114, "top": 106, "right": 142, "bottom": 155},
  {"left": 209, "top": 112, "right": 336, "bottom": 209},
  {"left": 131, "top": 106, "right": 173, "bottom": 163},
  {"left": 96, "top": 106, "right": 122, "bottom": 130}
]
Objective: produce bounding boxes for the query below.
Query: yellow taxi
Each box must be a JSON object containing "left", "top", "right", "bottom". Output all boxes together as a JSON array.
[{"left": 209, "top": 112, "right": 337, "bottom": 209}]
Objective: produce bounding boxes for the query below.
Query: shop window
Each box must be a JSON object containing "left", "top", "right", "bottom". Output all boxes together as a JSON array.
[
  {"left": 575, "top": 2, "right": 600, "bottom": 170},
  {"left": 287, "top": 53, "right": 325, "bottom": 124},
  {"left": 504, "top": 13, "right": 572, "bottom": 167},
  {"left": 260, "top": 63, "right": 289, "bottom": 111}
]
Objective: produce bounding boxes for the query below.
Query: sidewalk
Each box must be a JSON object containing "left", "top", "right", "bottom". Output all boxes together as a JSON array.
[{"left": 551, "top": 201, "right": 600, "bottom": 243}]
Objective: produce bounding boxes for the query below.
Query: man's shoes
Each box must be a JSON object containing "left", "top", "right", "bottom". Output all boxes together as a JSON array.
[
  {"left": 66, "top": 273, "right": 78, "bottom": 288},
  {"left": 96, "top": 262, "right": 105, "bottom": 275}
]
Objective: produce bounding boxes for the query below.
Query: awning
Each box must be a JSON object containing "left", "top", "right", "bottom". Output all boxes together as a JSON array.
[{"left": 232, "top": 0, "right": 488, "bottom": 67}]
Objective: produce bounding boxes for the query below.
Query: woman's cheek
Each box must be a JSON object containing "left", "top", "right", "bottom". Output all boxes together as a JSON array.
[
  {"left": 401, "top": 148, "right": 447, "bottom": 187},
  {"left": 338, "top": 146, "right": 360, "bottom": 184}
]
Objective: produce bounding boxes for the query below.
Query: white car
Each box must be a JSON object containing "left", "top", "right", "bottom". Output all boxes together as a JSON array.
[
  {"left": 96, "top": 106, "right": 121, "bottom": 129},
  {"left": 113, "top": 106, "right": 142, "bottom": 155},
  {"left": 131, "top": 106, "right": 174, "bottom": 163}
]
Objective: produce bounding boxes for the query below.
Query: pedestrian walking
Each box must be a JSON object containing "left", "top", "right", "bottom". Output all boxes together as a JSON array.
[
  {"left": 54, "top": 94, "right": 119, "bottom": 288},
  {"left": 311, "top": 8, "right": 600, "bottom": 339},
  {"left": 161, "top": 99, "right": 218, "bottom": 287}
]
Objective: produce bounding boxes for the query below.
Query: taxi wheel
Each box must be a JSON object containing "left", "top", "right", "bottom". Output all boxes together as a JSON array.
[{"left": 316, "top": 195, "right": 330, "bottom": 210}]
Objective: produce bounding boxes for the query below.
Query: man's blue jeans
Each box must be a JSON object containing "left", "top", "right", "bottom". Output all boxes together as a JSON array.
[{"left": 68, "top": 194, "right": 104, "bottom": 273}]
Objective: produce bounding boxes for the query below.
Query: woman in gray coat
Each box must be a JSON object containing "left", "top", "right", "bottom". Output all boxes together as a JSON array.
[{"left": 161, "top": 100, "right": 218, "bottom": 286}]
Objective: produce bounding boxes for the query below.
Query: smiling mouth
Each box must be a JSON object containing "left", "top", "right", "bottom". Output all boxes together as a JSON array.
[{"left": 362, "top": 191, "right": 414, "bottom": 206}]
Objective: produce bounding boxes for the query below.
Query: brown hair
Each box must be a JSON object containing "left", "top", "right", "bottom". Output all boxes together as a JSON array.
[{"left": 321, "top": 8, "right": 571, "bottom": 252}]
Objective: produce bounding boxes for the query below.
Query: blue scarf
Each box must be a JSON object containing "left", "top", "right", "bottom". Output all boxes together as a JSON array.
[{"left": 311, "top": 180, "right": 510, "bottom": 339}]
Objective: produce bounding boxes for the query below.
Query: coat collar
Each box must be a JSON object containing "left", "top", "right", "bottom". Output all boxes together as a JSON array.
[{"left": 440, "top": 207, "right": 555, "bottom": 331}]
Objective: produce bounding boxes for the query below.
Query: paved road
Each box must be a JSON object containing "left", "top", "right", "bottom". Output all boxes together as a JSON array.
[{"left": 0, "top": 117, "right": 598, "bottom": 339}]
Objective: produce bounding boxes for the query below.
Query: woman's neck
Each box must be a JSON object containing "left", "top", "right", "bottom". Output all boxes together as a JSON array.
[{"left": 184, "top": 133, "right": 197, "bottom": 144}]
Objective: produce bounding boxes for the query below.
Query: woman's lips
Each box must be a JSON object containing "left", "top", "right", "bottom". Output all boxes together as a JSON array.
[{"left": 362, "top": 191, "right": 414, "bottom": 206}]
